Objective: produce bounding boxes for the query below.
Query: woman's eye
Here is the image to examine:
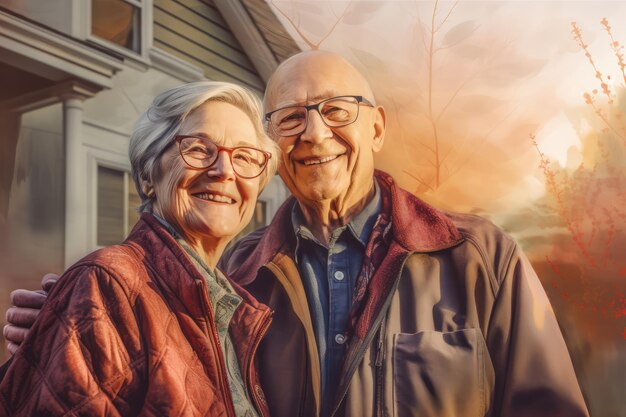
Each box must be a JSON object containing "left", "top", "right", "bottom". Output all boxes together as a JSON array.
[
  {"left": 189, "top": 146, "right": 206, "bottom": 152},
  {"left": 234, "top": 153, "right": 253, "bottom": 163}
]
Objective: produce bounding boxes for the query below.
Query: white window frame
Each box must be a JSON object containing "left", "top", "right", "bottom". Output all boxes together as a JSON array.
[
  {"left": 82, "top": 117, "right": 134, "bottom": 251},
  {"left": 80, "top": 0, "right": 153, "bottom": 64},
  {"left": 87, "top": 151, "right": 134, "bottom": 250},
  {"left": 94, "top": 163, "right": 137, "bottom": 247}
]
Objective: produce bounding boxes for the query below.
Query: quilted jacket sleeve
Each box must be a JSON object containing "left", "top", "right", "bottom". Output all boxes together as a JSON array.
[
  {"left": 0, "top": 263, "right": 146, "bottom": 417},
  {"left": 487, "top": 245, "right": 589, "bottom": 417}
]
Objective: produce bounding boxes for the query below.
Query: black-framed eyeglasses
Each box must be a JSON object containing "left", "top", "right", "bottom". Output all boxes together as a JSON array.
[
  {"left": 264, "top": 95, "right": 374, "bottom": 137},
  {"left": 175, "top": 135, "right": 271, "bottom": 179}
]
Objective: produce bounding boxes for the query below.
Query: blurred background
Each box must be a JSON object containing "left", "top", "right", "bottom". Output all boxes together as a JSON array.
[{"left": 1, "top": 1, "right": 624, "bottom": 415}]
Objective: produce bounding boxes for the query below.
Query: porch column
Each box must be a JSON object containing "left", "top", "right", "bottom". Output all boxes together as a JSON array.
[
  {"left": 62, "top": 95, "right": 86, "bottom": 267},
  {"left": 58, "top": 81, "right": 100, "bottom": 267}
]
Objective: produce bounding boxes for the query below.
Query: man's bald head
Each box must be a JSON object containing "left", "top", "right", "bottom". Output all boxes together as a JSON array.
[
  {"left": 264, "top": 50, "right": 376, "bottom": 111},
  {"left": 261, "top": 49, "right": 386, "bottom": 233}
]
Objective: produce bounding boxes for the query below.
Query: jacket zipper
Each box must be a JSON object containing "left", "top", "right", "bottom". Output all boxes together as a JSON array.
[
  {"left": 244, "top": 308, "right": 273, "bottom": 417},
  {"left": 196, "top": 280, "right": 237, "bottom": 417},
  {"left": 329, "top": 254, "right": 408, "bottom": 417},
  {"left": 375, "top": 313, "right": 387, "bottom": 417}
]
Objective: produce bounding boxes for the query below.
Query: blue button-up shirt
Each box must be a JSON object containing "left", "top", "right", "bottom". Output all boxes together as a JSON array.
[{"left": 291, "top": 183, "right": 381, "bottom": 415}]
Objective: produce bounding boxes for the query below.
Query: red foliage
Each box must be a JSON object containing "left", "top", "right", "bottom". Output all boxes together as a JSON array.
[{"left": 534, "top": 19, "right": 626, "bottom": 325}]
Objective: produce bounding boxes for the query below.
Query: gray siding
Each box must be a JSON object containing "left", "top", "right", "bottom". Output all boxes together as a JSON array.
[{"left": 153, "top": 0, "right": 264, "bottom": 91}]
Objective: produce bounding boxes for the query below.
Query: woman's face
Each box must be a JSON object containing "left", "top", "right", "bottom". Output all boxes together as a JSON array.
[{"left": 151, "top": 101, "right": 263, "bottom": 248}]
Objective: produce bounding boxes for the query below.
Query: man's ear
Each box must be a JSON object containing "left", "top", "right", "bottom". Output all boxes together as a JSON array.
[{"left": 372, "top": 105, "right": 386, "bottom": 152}]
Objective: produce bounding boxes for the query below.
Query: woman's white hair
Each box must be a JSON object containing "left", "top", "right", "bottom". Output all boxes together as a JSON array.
[{"left": 129, "top": 81, "right": 280, "bottom": 213}]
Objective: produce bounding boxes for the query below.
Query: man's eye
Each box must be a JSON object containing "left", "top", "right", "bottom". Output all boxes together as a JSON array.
[
  {"left": 323, "top": 107, "right": 350, "bottom": 121},
  {"left": 280, "top": 112, "right": 305, "bottom": 124}
]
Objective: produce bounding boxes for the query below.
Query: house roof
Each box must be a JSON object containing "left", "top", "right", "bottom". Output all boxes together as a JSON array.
[
  {"left": 213, "top": 0, "right": 300, "bottom": 83},
  {"left": 240, "top": 0, "right": 301, "bottom": 63}
]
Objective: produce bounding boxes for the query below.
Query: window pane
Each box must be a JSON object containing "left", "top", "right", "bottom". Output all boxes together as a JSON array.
[
  {"left": 97, "top": 165, "right": 125, "bottom": 246},
  {"left": 92, "top": 0, "right": 140, "bottom": 52}
]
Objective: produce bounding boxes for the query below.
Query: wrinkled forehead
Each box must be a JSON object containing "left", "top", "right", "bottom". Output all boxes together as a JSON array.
[{"left": 266, "top": 55, "right": 372, "bottom": 110}]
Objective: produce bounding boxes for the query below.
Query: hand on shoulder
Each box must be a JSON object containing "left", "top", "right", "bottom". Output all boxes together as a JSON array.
[{"left": 3, "top": 273, "right": 59, "bottom": 354}]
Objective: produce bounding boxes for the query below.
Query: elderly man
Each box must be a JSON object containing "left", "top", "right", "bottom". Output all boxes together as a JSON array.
[{"left": 5, "top": 51, "right": 588, "bottom": 417}]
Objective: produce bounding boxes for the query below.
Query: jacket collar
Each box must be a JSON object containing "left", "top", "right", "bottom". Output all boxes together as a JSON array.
[
  {"left": 375, "top": 170, "right": 462, "bottom": 252},
  {"left": 126, "top": 213, "right": 269, "bottom": 312},
  {"left": 229, "top": 170, "right": 462, "bottom": 286}
]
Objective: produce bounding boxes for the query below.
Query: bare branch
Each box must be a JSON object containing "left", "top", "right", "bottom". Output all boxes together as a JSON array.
[
  {"left": 435, "top": 0, "right": 459, "bottom": 33},
  {"left": 403, "top": 170, "right": 435, "bottom": 192},
  {"left": 443, "top": 103, "right": 521, "bottom": 183},
  {"left": 427, "top": 0, "right": 442, "bottom": 188},
  {"left": 270, "top": 0, "right": 317, "bottom": 50},
  {"left": 315, "top": 1, "right": 353, "bottom": 48},
  {"left": 435, "top": 77, "right": 472, "bottom": 123},
  {"left": 412, "top": 138, "right": 436, "bottom": 155}
]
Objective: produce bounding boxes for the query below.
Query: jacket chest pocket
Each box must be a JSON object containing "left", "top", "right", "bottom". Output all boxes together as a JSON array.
[{"left": 392, "top": 328, "right": 493, "bottom": 417}]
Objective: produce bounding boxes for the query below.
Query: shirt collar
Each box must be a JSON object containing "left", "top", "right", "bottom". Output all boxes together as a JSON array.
[
  {"left": 291, "top": 180, "right": 382, "bottom": 249},
  {"left": 348, "top": 180, "right": 382, "bottom": 246},
  {"left": 153, "top": 213, "right": 180, "bottom": 238}
]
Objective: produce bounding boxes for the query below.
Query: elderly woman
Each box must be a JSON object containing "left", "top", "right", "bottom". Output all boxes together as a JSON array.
[{"left": 0, "top": 81, "right": 279, "bottom": 417}]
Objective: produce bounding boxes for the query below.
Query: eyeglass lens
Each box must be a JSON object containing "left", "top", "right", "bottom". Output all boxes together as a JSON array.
[
  {"left": 178, "top": 136, "right": 267, "bottom": 178},
  {"left": 271, "top": 96, "right": 360, "bottom": 135}
]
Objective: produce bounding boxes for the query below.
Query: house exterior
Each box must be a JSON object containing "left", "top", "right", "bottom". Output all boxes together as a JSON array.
[{"left": 0, "top": 0, "right": 299, "bottom": 360}]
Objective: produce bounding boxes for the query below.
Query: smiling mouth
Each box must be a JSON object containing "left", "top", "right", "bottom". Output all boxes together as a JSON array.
[
  {"left": 299, "top": 154, "right": 342, "bottom": 166},
  {"left": 193, "top": 193, "right": 235, "bottom": 204}
]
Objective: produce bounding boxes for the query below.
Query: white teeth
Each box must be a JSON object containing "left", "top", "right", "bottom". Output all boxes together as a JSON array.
[
  {"left": 195, "top": 193, "right": 234, "bottom": 203},
  {"left": 302, "top": 155, "right": 339, "bottom": 166}
]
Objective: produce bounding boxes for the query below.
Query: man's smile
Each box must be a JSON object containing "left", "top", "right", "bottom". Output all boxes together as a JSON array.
[{"left": 296, "top": 154, "right": 345, "bottom": 166}]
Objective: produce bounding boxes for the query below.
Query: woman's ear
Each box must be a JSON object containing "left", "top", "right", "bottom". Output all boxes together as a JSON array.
[
  {"left": 372, "top": 105, "right": 386, "bottom": 152},
  {"left": 140, "top": 180, "right": 154, "bottom": 198}
]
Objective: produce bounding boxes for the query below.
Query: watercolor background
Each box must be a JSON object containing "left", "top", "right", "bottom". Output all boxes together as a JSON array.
[
  {"left": 0, "top": 0, "right": 624, "bottom": 415},
  {"left": 270, "top": 0, "right": 626, "bottom": 415}
]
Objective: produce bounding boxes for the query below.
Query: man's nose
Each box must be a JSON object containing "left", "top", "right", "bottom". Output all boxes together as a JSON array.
[
  {"left": 300, "top": 109, "right": 332, "bottom": 144},
  {"left": 207, "top": 150, "right": 236, "bottom": 180}
]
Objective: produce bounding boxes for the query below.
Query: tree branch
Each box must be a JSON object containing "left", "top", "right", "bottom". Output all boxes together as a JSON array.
[
  {"left": 270, "top": 0, "right": 317, "bottom": 50},
  {"left": 315, "top": 1, "right": 353, "bottom": 48}
]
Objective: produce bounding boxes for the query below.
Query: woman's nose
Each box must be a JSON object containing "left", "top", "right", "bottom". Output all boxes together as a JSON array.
[{"left": 206, "top": 150, "right": 236, "bottom": 180}]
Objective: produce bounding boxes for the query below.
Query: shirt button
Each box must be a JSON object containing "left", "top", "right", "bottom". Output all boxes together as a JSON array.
[
  {"left": 335, "top": 334, "right": 347, "bottom": 345},
  {"left": 334, "top": 271, "right": 345, "bottom": 281}
]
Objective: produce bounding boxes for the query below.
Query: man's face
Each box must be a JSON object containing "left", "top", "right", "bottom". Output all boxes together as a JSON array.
[{"left": 266, "top": 52, "right": 385, "bottom": 214}]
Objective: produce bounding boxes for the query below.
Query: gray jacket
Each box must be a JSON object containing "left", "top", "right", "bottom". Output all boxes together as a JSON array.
[{"left": 220, "top": 170, "right": 589, "bottom": 417}]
